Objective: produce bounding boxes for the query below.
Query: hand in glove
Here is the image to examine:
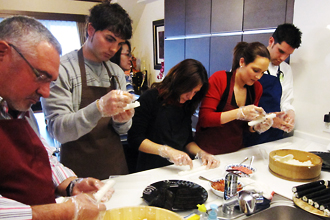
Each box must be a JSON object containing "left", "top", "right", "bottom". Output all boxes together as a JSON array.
[
  {"left": 158, "top": 145, "right": 193, "bottom": 169},
  {"left": 196, "top": 150, "right": 220, "bottom": 169},
  {"left": 97, "top": 90, "right": 134, "bottom": 117},
  {"left": 272, "top": 111, "right": 295, "bottom": 133},
  {"left": 253, "top": 117, "right": 273, "bottom": 134},
  {"left": 112, "top": 108, "right": 134, "bottom": 123},
  {"left": 282, "top": 109, "right": 295, "bottom": 133},
  {"left": 237, "top": 105, "right": 266, "bottom": 121},
  {"left": 71, "top": 178, "right": 114, "bottom": 203},
  {"left": 69, "top": 193, "right": 106, "bottom": 220}
]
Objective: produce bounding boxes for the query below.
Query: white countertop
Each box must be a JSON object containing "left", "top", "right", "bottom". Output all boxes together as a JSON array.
[{"left": 105, "top": 136, "right": 330, "bottom": 217}]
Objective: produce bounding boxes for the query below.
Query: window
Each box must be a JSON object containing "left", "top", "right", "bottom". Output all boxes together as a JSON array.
[
  {"left": 39, "top": 20, "right": 81, "bottom": 55},
  {"left": 0, "top": 16, "right": 83, "bottom": 112},
  {"left": 0, "top": 18, "right": 81, "bottom": 55}
]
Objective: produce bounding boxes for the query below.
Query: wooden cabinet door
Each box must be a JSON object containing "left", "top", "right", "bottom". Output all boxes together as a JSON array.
[
  {"left": 243, "top": 0, "right": 287, "bottom": 30},
  {"left": 164, "top": 39, "right": 185, "bottom": 73},
  {"left": 211, "top": 0, "right": 243, "bottom": 33},
  {"left": 185, "top": 0, "right": 211, "bottom": 35},
  {"left": 243, "top": 33, "right": 272, "bottom": 46},
  {"left": 185, "top": 37, "right": 210, "bottom": 75},
  {"left": 165, "top": 0, "right": 185, "bottom": 38},
  {"left": 209, "top": 35, "right": 242, "bottom": 76}
]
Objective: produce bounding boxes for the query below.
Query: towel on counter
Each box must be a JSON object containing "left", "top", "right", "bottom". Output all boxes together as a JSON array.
[{"left": 241, "top": 178, "right": 274, "bottom": 200}]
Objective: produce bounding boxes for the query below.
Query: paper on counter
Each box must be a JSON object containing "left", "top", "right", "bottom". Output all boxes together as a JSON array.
[
  {"left": 248, "top": 113, "right": 276, "bottom": 126},
  {"left": 241, "top": 178, "right": 274, "bottom": 200},
  {"left": 178, "top": 166, "right": 206, "bottom": 176}
]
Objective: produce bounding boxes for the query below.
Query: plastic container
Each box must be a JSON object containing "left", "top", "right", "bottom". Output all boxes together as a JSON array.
[
  {"left": 184, "top": 204, "right": 207, "bottom": 220},
  {"left": 207, "top": 204, "right": 218, "bottom": 220},
  {"left": 197, "top": 204, "right": 207, "bottom": 220}
]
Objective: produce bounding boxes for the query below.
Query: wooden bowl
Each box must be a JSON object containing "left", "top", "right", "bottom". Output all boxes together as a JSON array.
[
  {"left": 103, "top": 206, "right": 183, "bottom": 220},
  {"left": 269, "top": 149, "right": 322, "bottom": 181}
]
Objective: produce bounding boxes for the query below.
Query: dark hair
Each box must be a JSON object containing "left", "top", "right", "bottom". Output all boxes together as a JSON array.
[
  {"left": 232, "top": 42, "right": 270, "bottom": 71},
  {"left": 110, "top": 40, "right": 131, "bottom": 66},
  {"left": 152, "top": 59, "right": 209, "bottom": 115},
  {"left": 272, "top": 23, "right": 302, "bottom": 49},
  {"left": 88, "top": 0, "right": 132, "bottom": 40}
]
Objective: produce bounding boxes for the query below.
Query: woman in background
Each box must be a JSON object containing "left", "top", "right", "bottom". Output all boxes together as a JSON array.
[
  {"left": 195, "top": 42, "right": 273, "bottom": 155},
  {"left": 110, "top": 40, "right": 134, "bottom": 94},
  {"left": 128, "top": 59, "right": 220, "bottom": 171}
]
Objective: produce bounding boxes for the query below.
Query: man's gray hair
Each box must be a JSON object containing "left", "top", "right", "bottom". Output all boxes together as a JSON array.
[{"left": 0, "top": 15, "right": 62, "bottom": 56}]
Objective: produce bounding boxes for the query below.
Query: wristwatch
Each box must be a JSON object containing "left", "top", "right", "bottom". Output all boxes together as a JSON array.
[{"left": 66, "top": 178, "right": 83, "bottom": 196}]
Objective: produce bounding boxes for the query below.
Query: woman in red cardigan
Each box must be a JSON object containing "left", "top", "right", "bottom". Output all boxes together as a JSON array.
[{"left": 195, "top": 42, "right": 273, "bottom": 155}]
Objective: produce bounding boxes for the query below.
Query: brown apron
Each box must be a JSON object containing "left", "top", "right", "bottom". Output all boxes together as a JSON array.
[
  {"left": 60, "top": 48, "right": 128, "bottom": 179},
  {"left": 195, "top": 71, "right": 246, "bottom": 155},
  {"left": 0, "top": 118, "right": 55, "bottom": 205}
]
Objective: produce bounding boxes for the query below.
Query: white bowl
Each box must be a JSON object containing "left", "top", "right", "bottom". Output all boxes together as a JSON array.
[
  {"left": 225, "top": 164, "right": 256, "bottom": 177},
  {"left": 210, "top": 178, "right": 244, "bottom": 197}
]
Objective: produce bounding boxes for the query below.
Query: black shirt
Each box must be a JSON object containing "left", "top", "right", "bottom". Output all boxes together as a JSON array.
[{"left": 127, "top": 88, "right": 193, "bottom": 171}]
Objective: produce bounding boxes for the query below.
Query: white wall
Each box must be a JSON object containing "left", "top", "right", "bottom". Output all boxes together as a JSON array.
[
  {"left": 291, "top": 0, "right": 330, "bottom": 142},
  {"left": 130, "top": 0, "right": 164, "bottom": 86},
  {"left": 0, "top": 0, "right": 95, "bottom": 15}
]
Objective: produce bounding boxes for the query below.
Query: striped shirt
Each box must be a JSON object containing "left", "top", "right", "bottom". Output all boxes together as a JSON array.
[{"left": 0, "top": 100, "right": 76, "bottom": 219}]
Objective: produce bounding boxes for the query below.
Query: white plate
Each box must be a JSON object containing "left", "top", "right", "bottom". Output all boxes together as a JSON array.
[{"left": 225, "top": 164, "right": 256, "bottom": 177}]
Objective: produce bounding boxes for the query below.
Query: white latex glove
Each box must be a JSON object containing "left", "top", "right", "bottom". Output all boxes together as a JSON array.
[
  {"left": 70, "top": 193, "right": 106, "bottom": 220},
  {"left": 112, "top": 108, "right": 134, "bottom": 123},
  {"left": 195, "top": 150, "right": 220, "bottom": 169},
  {"left": 158, "top": 145, "right": 193, "bottom": 169},
  {"left": 236, "top": 105, "right": 266, "bottom": 121},
  {"left": 97, "top": 90, "right": 133, "bottom": 117},
  {"left": 71, "top": 178, "right": 114, "bottom": 203},
  {"left": 272, "top": 111, "right": 295, "bottom": 133},
  {"left": 282, "top": 109, "right": 295, "bottom": 132},
  {"left": 253, "top": 117, "right": 273, "bottom": 134}
]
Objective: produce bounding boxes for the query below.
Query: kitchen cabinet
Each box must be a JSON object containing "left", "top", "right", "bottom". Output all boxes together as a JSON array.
[
  {"left": 210, "top": 35, "right": 242, "bottom": 75},
  {"left": 185, "top": 0, "right": 211, "bottom": 35},
  {"left": 243, "top": 0, "right": 287, "bottom": 30},
  {"left": 242, "top": 33, "right": 272, "bottom": 46},
  {"left": 164, "top": 0, "right": 294, "bottom": 76},
  {"left": 211, "top": 0, "right": 243, "bottom": 33},
  {"left": 185, "top": 38, "right": 210, "bottom": 74},
  {"left": 164, "top": 39, "right": 185, "bottom": 74},
  {"left": 164, "top": 0, "right": 185, "bottom": 38}
]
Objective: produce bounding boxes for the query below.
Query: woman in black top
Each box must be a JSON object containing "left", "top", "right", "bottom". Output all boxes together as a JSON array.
[{"left": 128, "top": 59, "right": 220, "bottom": 171}]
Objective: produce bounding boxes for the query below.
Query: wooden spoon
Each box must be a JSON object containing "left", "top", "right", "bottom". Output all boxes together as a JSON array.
[{"left": 199, "top": 176, "right": 216, "bottom": 184}]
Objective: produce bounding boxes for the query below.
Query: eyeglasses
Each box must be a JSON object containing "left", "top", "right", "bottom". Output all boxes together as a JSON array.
[
  {"left": 8, "top": 43, "right": 56, "bottom": 87},
  {"left": 121, "top": 52, "right": 132, "bottom": 58}
]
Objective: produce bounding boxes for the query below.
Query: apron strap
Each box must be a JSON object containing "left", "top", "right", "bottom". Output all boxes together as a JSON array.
[
  {"left": 267, "top": 66, "right": 283, "bottom": 80},
  {"left": 77, "top": 48, "right": 120, "bottom": 92}
]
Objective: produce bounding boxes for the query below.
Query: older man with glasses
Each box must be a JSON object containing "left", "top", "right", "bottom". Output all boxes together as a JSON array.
[
  {"left": 9, "top": 43, "right": 56, "bottom": 86},
  {"left": 0, "top": 15, "right": 113, "bottom": 220}
]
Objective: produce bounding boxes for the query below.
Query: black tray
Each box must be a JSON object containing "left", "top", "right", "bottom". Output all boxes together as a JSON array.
[
  {"left": 309, "top": 151, "right": 330, "bottom": 171},
  {"left": 142, "top": 179, "right": 208, "bottom": 211}
]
